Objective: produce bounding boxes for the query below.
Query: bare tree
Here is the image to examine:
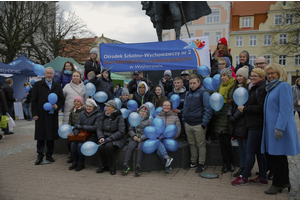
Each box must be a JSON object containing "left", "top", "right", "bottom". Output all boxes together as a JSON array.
[{"left": 263, "top": 1, "right": 300, "bottom": 58}]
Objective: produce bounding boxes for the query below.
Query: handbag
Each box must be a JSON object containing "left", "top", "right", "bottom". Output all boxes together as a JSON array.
[
  {"left": 0, "top": 115, "right": 8, "bottom": 128},
  {"left": 21, "top": 97, "right": 27, "bottom": 105},
  {"left": 6, "top": 113, "right": 15, "bottom": 131},
  {"left": 68, "top": 131, "right": 91, "bottom": 142}
]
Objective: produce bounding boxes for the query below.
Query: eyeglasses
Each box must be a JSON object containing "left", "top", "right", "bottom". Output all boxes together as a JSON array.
[
  {"left": 249, "top": 75, "right": 260, "bottom": 78},
  {"left": 267, "top": 72, "right": 277, "bottom": 76},
  {"left": 218, "top": 63, "right": 226, "bottom": 66},
  {"left": 255, "top": 62, "right": 266, "bottom": 66}
]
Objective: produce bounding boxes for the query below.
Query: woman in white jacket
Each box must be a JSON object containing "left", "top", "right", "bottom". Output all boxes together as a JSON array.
[{"left": 63, "top": 71, "right": 88, "bottom": 124}]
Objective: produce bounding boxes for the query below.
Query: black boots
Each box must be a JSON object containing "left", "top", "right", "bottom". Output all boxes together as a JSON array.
[
  {"left": 222, "top": 161, "right": 235, "bottom": 173},
  {"left": 222, "top": 164, "right": 228, "bottom": 173},
  {"left": 233, "top": 167, "right": 244, "bottom": 177}
]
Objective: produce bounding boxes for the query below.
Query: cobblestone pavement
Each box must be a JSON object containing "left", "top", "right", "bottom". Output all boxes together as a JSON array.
[{"left": 0, "top": 116, "right": 299, "bottom": 200}]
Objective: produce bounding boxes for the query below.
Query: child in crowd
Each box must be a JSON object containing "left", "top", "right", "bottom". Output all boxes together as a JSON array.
[
  {"left": 66, "top": 96, "right": 85, "bottom": 163},
  {"left": 56, "top": 61, "right": 76, "bottom": 89},
  {"left": 84, "top": 71, "right": 96, "bottom": 85},
  {"left": 152, "top": 85, "right": 168, "bottom": 109},
  {"left": 120, "top": 88, "right": 130, "bottom": 108},
  {"left": 122, "top": 104, "right": 152, "bottom": 176}
]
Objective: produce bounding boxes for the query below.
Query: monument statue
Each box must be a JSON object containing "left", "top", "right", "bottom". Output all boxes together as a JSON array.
[{"left": 142, "top": 1, "right": 212, "bottom": 41}]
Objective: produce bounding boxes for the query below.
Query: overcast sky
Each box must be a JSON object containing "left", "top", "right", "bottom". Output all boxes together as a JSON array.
[{"left": 59, "top": 1, "right": 158, "bottom": 43}]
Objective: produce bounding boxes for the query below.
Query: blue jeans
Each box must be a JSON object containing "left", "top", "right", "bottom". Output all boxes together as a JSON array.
[
  {"left": 156, "top": 141, "right": 168, "bottom": 164},
  {"left": 3, "top": 106, "right": 13, "bottom": 134},
  {"left": 241, "top": 129, "right": 267, "bottom": 179},
  {"left": 70, "top": 142, "right": 85, "bottom": 165},
  {"left": 23, "top": 103, "right": 31, "bottom": 117},
  {"left": 237, "top": 137, "right": 247, "bottom": 168}
]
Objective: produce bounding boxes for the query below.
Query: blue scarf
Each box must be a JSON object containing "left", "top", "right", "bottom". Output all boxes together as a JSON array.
[
  {"left": 266, "top": 78, "right": 281, "bottom": 92},
  {"left": 64, "top": 70, "right": 72, "bottom": 75}
]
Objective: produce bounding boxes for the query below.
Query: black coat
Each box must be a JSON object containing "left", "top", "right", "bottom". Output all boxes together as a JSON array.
[
  {"left": 2, "top": 85, "right": 16, "bottom": 107},
  {"left": 25, "top": 87, "right": 33, "bottom": 104},
  {"left": 133, "top": 91, "right": 155, "bottom": 108},
  {"left": 243, "top": 80, "right": 267, "bottom": 130},
  {"left": 159, "top": 78, "right": 174, "bottom": 97},
  {"left": 227, "top": 100, "right": 247, "bottom": 138},
  {"left": 128, "top": 77, "right": 153, "bottom": 94},
  {"left": 32, "top": 79, "right": 64, "bottom": 140},
  {"left": 97, "top": 109, "right": 125, "bottom": 149},
  {"left": 75, "top": 106, "right": 101, "bottom": 140},
  {"left": 0, "top": 89, "right": 8, "bottom": 115},
  {"left": 84, "top": 60, "right": 101, "bottom": 76}
]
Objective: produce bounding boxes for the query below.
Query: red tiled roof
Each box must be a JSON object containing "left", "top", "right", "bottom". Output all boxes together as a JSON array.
[{"left": 232, "top": 1, "right": 277, "bottom": 16}]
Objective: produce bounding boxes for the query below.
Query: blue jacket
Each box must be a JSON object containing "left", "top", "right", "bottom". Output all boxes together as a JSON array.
[
  {"left": 235, "top": 50, "right": 254, "bottom": 76},
  {"left": 182, "top": 86, "right": 213, "bottom": 126},
  {"left": 114, "top": 87, "right": 123, "bottom": 98},
  {"left": 261, "top": 82, "right": 300, "bottom": 156},
  {"left": 56, "top": 73, "right": 72, "bottom": 89}
]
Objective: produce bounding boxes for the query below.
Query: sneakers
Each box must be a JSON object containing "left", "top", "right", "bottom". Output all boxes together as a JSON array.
[
  {"left": 135, "top": 165, "right": 141, "bottom": 176},
  {"left": 165, "top": 166, "right": 172, "bottom": 174},
  {"left": 165, "top": 156, "right": 173, "bottom": 168},
  {"left": 231, "top": 175, "right": 249, "bottom": 186},
  {"left": 196, "top": 164, "right": 204, "bottom": 173},
  {"left": 190, "top": 162, "right": 197, "bottom": 168},
  {"left": 249, "top": 176, "right": 268, "bottom": 185},
  {"left": 122, "top": 163, "right": 130, "bottom": 174}
]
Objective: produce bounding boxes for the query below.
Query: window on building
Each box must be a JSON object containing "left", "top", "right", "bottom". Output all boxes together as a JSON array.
[
  {"left": 216, "top": 32, "right": 222, "bottom": 43},
  {"left": 263, "top": 55, "right": 271, "bottom": 64},
  {"left": 180, "top": 34, "right": 183, "bottom": 39},
  {"left": 249, "top": 35, "right": 257, "bottom": 46},
  {"left": 204, "top": 32, "right": 209, "bottom": 37},
  {"left": 190, "top": 33, "right": 195, "bottom": 38},
  {"left": 279, "top": 55, "right": 287, "bottom": 66},
  {"left": 186, "top": 21, "right": 193, "bottom": 25},
  {"left": 263, "top": 35, "right": 272, "bottom": 46},
  {"left": 275, "top": 14, "right": 282, "bottom": 25},
  {"left": 235, "top": 36, "right": 243, "bottom": 47},
  {"left": 242, "top": 18, "right": 251, "bottom": 27},
  {"left": 206, "top": 10, "right": 220, "bottom": 23},
  {"left": 235, "top": 56, "right": 239, "bottom": 66},
  {"left": 296, "top": 33, "right": 300, "bottom": 44},
  {"left": 279, "top": 34, "right": 287, "bottom": 45},
  {"left": 162, "top": 34, "right": 169, "bottom": 41},
  {"left": 286, "top": 13, "right": 294, "bottom": 25},
  {"left": 295, "top": 54, "right": 300, "bottom": 66},
  {"left": 249, "top": 55, "right": 257, "bottom": 66}
]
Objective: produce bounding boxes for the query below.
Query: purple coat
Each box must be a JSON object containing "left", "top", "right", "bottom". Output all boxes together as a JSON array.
[{"left": 56, "top": 73, "right": 72, "bottom": 89}]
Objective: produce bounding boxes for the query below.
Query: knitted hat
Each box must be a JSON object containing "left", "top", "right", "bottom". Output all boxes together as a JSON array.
[
  {"left": 220, "top": 68, "right": 232, "bottom": 78},
  {"left": 218, "top": 37, "right": 228, "bottom": 46},
  {"left": 236, "top": 66, "right": 249, "bottom": 79},
  {"left": 122, "top": 88, "right": 129, "bottom": 96},
  {"left": 104, "top": 100, "right": 118, "bottom": 109},
  {"left": 74, "top": 96, "right": 83, "bottom": 105},
  {"left": 139, "top": 106, "right": 148, "bottom": 113},
  {"left": 181, "top": 70, "right": 190, "bottom": 75},
  {"left": 86, "top": 98, "right": 97, "bottom": 107},
  {"left": 164, "top": 70, "right": 172, "bottom": 77},
  {"left": 90, "top": 48, "right": 98, "bottom": 56}
]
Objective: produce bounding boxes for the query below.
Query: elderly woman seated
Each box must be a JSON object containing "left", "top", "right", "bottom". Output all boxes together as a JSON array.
[{"left": 96, "top": 100, "right": 125, "bottom": 175}]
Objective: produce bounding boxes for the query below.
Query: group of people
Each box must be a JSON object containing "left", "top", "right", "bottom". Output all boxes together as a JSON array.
[{"left": 5, "top": 42, "right": 299, "bottom": 195}]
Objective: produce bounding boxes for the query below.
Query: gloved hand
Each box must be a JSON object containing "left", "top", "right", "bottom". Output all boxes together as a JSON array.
[
  {"left": 275, "top": 129, "right": 283, "bottom": 139},
  {"left": 201, "top": 125, "right": 206, "bottom": 130},
  {"left": 104, "top": 137, "right": 111, "bottom": 143},
  {"left": 228, "top": 115, "right": 236, "bottom": 123},
  {"left": 74, "top": 124, "right": 82, "bottom": 130},
  {"left": 214, "top": 110, "right": 221, "bottom": 116},
  {"left": 73, "top": 129, "right": 79, "bottom": 136}
]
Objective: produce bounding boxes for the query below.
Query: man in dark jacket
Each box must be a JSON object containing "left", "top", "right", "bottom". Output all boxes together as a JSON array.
[
  {"left": 128, "top": 71, "right": 153, "bottom": 94},
  {"left": 0, "top": 88, "right": 8, "bottom": 139},
  {"left": 159, "top": 70, "right": 174, "bottom": 97},
  {"left": 181, "top": 70, "right": 190, "bottom": 91},
  {"left": 32, "top": 67, "right": 64, "bottom": 165},
  {"left": 132, "top": 81, "right": 155, "bottom": 108},
  {"left": 2, "top": 78, "right": 16, "bottom": 135},
  {"left": 181, "top": 74, "right": 213, "bottom": 173}
]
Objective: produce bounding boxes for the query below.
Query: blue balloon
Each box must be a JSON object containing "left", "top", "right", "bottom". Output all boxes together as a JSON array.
[
  {"left": 153, "top": 107, "right": 162, "bottom": 117},
  {"left": 170, "top": 94, "right": 180, "bottom": 109},
  {"left": 144, "top": 126, "right": 159, "bottom": 139},
  {"left": 25, "top": 86, "right": 30, "bottom": 93},
  {"left": 142, "top": 139, "right": 160, "bottom": 154},
  {"left": 93, "top": 91, "right": 108, "bottom": 103},
  {"left": 58, "top": 124, "right": 73, "bottom": 139},
  {"left": 209, "top": 92, "right": 224, "bottom": 111},
  {"left": 85, "top": 83, "right": 96, "bottom": 96},
  {"left": 163, "top": 139, "right": 179, "bottom": 152},
  {"left": 48, "top": 93, "right": 58, "bottom": 105},
  {"left": 81, "top": 141, "right": 98, "bottom": 156},
  {"left": 120, "top": 108, "right": 130, "bottom": 119},
  {"left": 163, "top": 124, "right": 178, "bottom": 138},
  {"left": 197, "top": 65, "right": 210, "bottom": 76},
  {"left": 113, "top": 98, "right": 122, "bottom": 109},
  {"left": 212, "top": 74, "right": 222, "bottom": 89},
  {"left": 43, "top": 102, "right": 53, "bottom": 111},
  {"left": 203, "top": 77, "right": 215, "bottom": 91},
  {"left": 33, "top": 64, "right": 45, "bottom": 76},
  {"left": 30, "top": 79, "right": 35, "bottom": 86},
  {"left": 152, "top": 117, "right": 165, "bottom": 134},
  {"left": 145, "top": 102, "right": 155, "bottom": 116},
  {"left": 233, "top": 87, "right": 249, "bottom": 106},
  {"left": 149, "top": 115, "right": 154, "bottom": 122},
  {"left": 127, "top": 100, "right": 138, "bottom": 112},
  {"left": 128, "top": 112, "right": 141, "bottom": 127}
]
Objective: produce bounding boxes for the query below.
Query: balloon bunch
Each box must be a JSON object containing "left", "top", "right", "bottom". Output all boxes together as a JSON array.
[
  {"left": 43, "top": 93, "right": 58, "bottom": 111},
  {"left": 142, "top": 117, "right": 179, "bottom": 154},
  {"left": 33, "top": 64, "right": 45, "bottom": 76},
  {"left": 84, "top": 83, "right": 108, "bottom": 103},
  {"left": 203, "top": 74, "right": 222, "bottom": 91}
]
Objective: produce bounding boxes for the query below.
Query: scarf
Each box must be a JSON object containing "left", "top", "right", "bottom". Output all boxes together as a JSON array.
[
  {"left": 266, "top": 78, "right": 281, "bottom": 92},
  {"left": 219, "top": 77, "right": 235, "bottom": 103},
  {"left": 73, "top": 106, "right": 82, "bottom": 112}
]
